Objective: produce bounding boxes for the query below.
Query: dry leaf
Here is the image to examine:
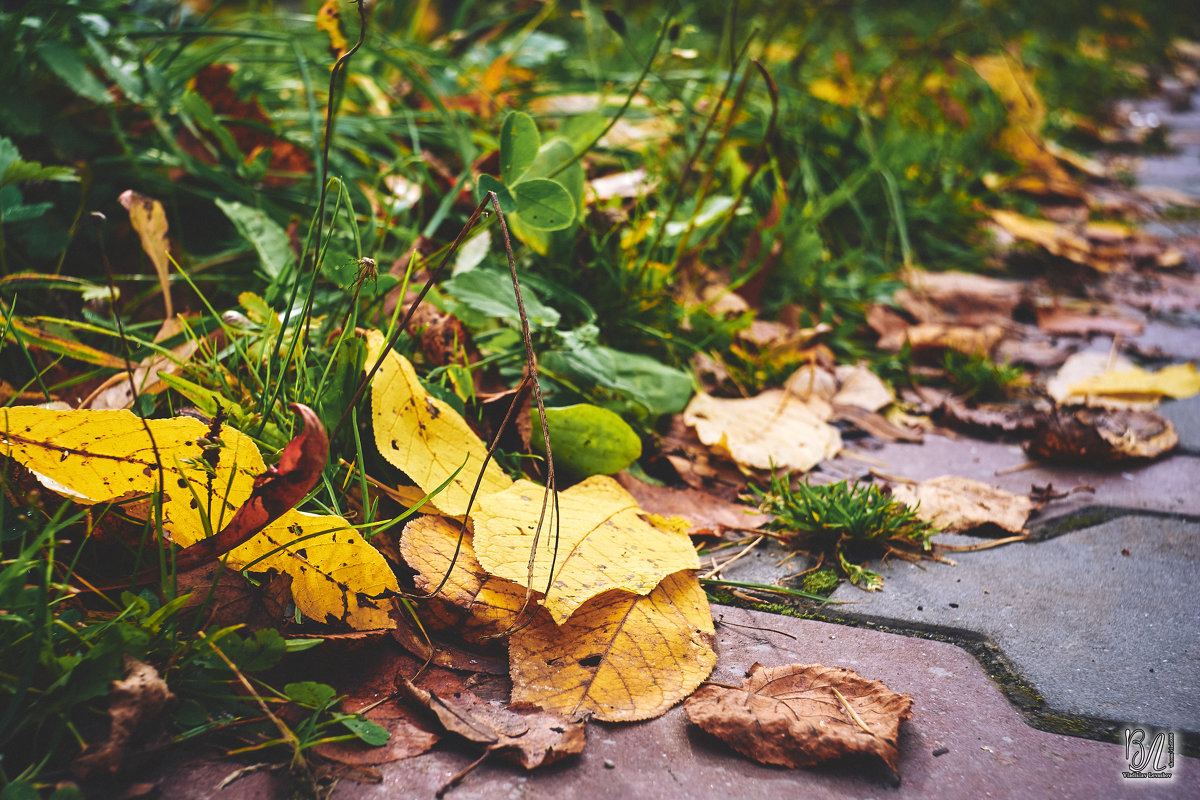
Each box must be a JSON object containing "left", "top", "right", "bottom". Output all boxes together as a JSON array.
[
  {"left": 684, "top": 662, "right": 912, "bottom": 781},
  {"left": 400, "top": 515, "right": 526, "bottom": 643},
  {"left": 1068, "top": 362, "right": 1200, "bottom": 402},
  {"left": 509, "top": 570, "right": 716, "bottom": 722},
  {"left": 888, "top": 475, "right": 1031, "bottom": 534},
  {"left": 683, "top": 390, "right": 842, "bottom": 472},
  {"left": 1047, "top": 352, "right": 1155, "bottom": 409},
  {"left": 898, "top": 268, "right": 1023, "bottom": 327},
  {"left": 1035, "top": 303, "right": 1144, "bottom": 337},
  {"left": 119, "top": 190, "right": 174, "bottom": 319},
  {"left": 0, "top": 406, "right": 398, "bottom": 629},
  {"left": 1026, "top": 407, "right": 1178, "bottom": 463},
  {"left": 365, "top": 329, "right": 512, "bottom": 516},
  {"left": 396, "top": 676, "right": 586, "bottom": 769},
  {"left": 614, "top": 473, "right": 771, "bottom": 537},
  {"left": 473, "top": 476, "right": 700, "bottom": 624},
  {"left": 72, "top": 657, "right": 174, "bottom": 780},
  {"left": 83, "top": 320, "right": 199, "bottom": 410},
  {"left": 989, "top": 209, "right": 1134, "bottom": 272}
]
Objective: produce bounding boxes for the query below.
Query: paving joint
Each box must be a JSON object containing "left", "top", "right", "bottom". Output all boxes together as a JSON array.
[
  {"left": 1027, "top": 505, "right": 1200, "bottom": 539},
  {"left": 714, "top": 601, "right": 1200, "bottom": 757}
]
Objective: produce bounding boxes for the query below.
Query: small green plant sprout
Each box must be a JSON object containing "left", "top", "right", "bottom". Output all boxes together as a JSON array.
[
  {"left": 753, "top": 474, "right": 939, "bottom": 590},
  {"left": 940, "top": 350, "right": 1027, "bottom": 400}
]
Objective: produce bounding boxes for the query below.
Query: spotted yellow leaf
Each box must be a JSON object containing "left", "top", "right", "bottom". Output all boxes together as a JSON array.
[
  {"left": 365, "top": 329, "right": 512, "bottom": 516},
  {"left": 0, "top": 406, "right": 397, "bottom": 629}
]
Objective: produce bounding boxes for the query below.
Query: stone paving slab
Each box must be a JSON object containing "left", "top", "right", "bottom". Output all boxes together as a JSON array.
[
  {"left": 818, "top": 516, "right": 1200, "bottom": 733},
  {"left": 839, "top": 434, "right": 1200, "bottom": 524},
  {"left": 719, "top": 515, "right": 1199, "bottom": 733},
  {"left": 148, "top": 606, "right": 1196, "bottom": 800},
  {"left": 1162, "top": 395, "right": 1200, "bottom": 455}
]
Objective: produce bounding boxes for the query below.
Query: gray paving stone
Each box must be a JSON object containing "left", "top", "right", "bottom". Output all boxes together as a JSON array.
[
  {"left": 147, "top": 607, "right": 1198, "bottom": 800},
  {"left": 1162, "top": 395, "right": 1200, "bottom": 455},
  {"left": 818, "top": 516, "right": 1200, "bottom": 734},
  {"left": 841, "top": 434, "right": 1200, "bottom": 523}
]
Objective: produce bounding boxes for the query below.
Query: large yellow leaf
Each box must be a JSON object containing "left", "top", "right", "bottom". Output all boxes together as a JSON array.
[
  {"left": 365, "top": 329, "right": 512, "bottom": 516},
  {"left": 509, "top": 570, "right": 716, "bottom": 722},
  {"left": 472, "top": 476, "right": 700, "bottom": 624},
  {"left": 0, "top": 406, "right": 397, "bottom": 629},
  {"left": 401, "top": 514, "right": 527, "bottom": 641}
]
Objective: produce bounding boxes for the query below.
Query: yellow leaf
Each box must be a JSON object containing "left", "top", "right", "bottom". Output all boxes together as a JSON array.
[
  {"left": 509, "top": 570, "right": 716, "bottom": 722},
  {"left": 683, "top": 390, "right": 842, "bottom": 472},
  {"left": 1069, "top": 362, "right": 1200, "bottom": 402},
  {"left": 119, "top": 190, "right": 174, "bottom": 319},
  {"left": 0, "top": 406, "right": 397, "bottom": 629},
  {"left": 315, "top": 0, "right": 348, "bottom": 60},
  {"left": 808, "top": 77, "right": 855, "bottom": 107},
  {"left": 365, "top": 330, "right": 512, "bottom": 516},
  {"left": 472, "top": 476, "right": 700, "bottom": 625},
  {"left": 401, "top": 514, "right": 528, "bottom": 642},
  {"left": 0, "top": 311, "right": 127, "bottom": 368}
]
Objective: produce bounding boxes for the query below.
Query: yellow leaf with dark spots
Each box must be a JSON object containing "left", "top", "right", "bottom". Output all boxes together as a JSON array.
[
  {"left": 365, "top": 330, "right": 512, "bottom": 516},
  {"left": 509, "top": 570, "right": 715, "bottom": 721},
  {"left": 0, "top": 406, "right": 397, "bottom": 629},
  {"left": 472, "top": 476, "right": 700, "bottom": 624}
]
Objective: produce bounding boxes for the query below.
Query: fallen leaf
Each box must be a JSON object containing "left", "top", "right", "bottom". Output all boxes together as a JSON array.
[
  {"left": 831, "top": 364, "right": 894, "bottom": 412},
  {"left": 683, "top": 390, "right": 842, "bottom": 472},
  {"left": 1026, "top": 407, "right": 1178, "bottom": 463},
  {"left": 472, "top": 476, "right": 700, "bottom": 624},
  {"left": 897, "top": 268, "right": 1023, "bottom": 327},
  {"left": 888, "top": 476, "right": 1031, "bottom": 534},
  {"left": 509, "top": 570, "right": 716, "bottom": 721},
  {"left": 1047, "top": 352, "right": 1155, "bottom": 409},
  {"left": 932, "top": 396, "right": 1041, "bottom": 439},
  {"left": 0, "top": 405, "right": 398, "bottom": 629},
  {"left": 177, "top": 564, "right": 292, "bottom": 631},
  {"left": 400, "top": 514, "right": 532, "bottom": 643},
  {"left": 72, "top": 657, "right": 174, "bottom": 780},
  {"left": 1068, "top": 362, "right": 1200, "bottom": 402},
  {"left": 119, "top": 190, "right": 174, "bottom": 319},
  {"left": 314, "top": 699, "right": 439, "bottom": 766},
  {"left": 365, "top": 329, "right": 512, "bottom": 516},
  {"left": 531, "top": 403, "right": 642, "bottom": 477},
  {"left": 1035, "top": 302, "right": 1144, "bottom": 337},
  {"left": 989, "top": 209, "right": 1134, "bottom": 272},
  {"left": 315, "top": 0, "right": 348, "bottom": 60},
  {"left": 83, "top": 321, "right": 200, "bottom": 410},
  {"left": 396, "top": 676, "right": 586, "bottom": 769},
  {"left": 683, "top": 662, "right": 912, "bottom": 781},
  {"left": 614, "top": 472, "right": 771, "bottom": 537}
]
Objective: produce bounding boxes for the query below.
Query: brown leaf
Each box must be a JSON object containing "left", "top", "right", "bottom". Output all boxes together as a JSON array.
[
  {"left": 898, "top": 268, "right": 1023, "bottom": 327},
  {"left": 395, "top": 675, "right": 586, "bottom": 769},
  {"left": 932, "top": 396, "right": 1041, "bottom": 439},
  {"left": 1035, "top": 303, "right": 1144, "bottom": 337},
  {"left": 315, "top": 700, "right": 439, "bottom": 767},
  {"left": 177, "top": 564, "right": 292, "bottom": 630},
  {"left": 684, "top": 662, "right": 912, "bottom": 782},
  {"left": 1026, "top": 407, "right": 1178, "bottom": 463},
  {"left": 73, "top": 657, "right": 175, "bottom": 780},
  {"left": 118, "top": 190, "right": 174, "bottom": 319},
  {"left": 614, "top": 473, "right": 770, "bottom": 537}
]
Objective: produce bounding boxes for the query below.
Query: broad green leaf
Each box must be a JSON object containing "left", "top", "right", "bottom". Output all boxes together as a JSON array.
[
  {"left": 444, "top": 268, "right": 561, "bottom": 328},
  {"left": 285, "top": 681, "right": 337, "bottom": 709},
  {"left": 36, "top": 42, "right": 111, "bottom": 105},
  {"left": 512, "top": 178, "right": 575, "bottom": 232},
  {"left": 340, "top": 715, "right": 391, "bottom": 745},
  {"left": 476, "top": 175, "right": 516, "bottom": 213},
  {"left": 542, "top": 345, "right": 693, "bottom": 417},
  {"left": 500, "top": 111, "right": 540, "bottom": 183},
  {"left": 215, "top": 198, "right": 293, "bottom": 279},
  {"left": 532, "top": 404, "right": 641, "bottom": 476}
]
